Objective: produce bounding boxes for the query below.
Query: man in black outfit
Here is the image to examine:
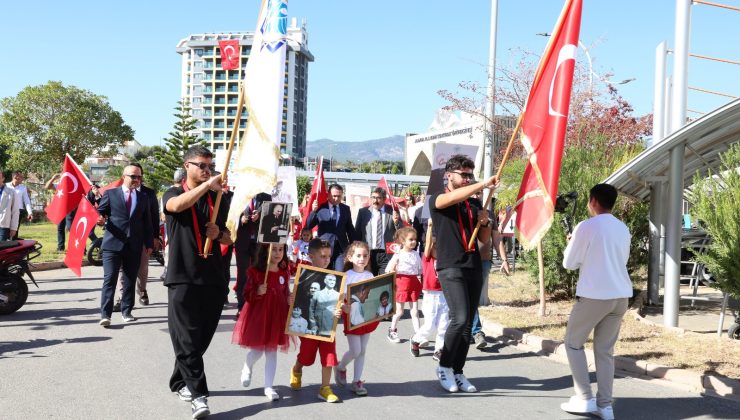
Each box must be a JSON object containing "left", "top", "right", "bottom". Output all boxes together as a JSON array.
[
  {"left": 429, "top": 154, "right": 497, "bottom": 394},
  {"left": 233, "top": 192, "right": 271, "bottom": 315},
  {"left": 163, "top": 146, "right": 233, "bottom": 419},
  {"left": 306, "top": 183, "right": 357, "bottom": 271}
]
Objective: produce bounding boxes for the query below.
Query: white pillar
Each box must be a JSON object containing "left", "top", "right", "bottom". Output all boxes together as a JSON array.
[
  {"left": 648, "top": 182, "right": 663, "bottom": 305},
  {"left": 483, "top": 0, "right": 499, "bottom": 195},
  {"left": 663, "top": 0, "right": 692, "bottom": 328},
  {"left": 652, "top": 41, "right": 667, "bottom": 146}
]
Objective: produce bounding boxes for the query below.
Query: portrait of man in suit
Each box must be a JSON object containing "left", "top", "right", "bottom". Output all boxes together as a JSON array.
[
  {"left": 354, "top": 187, "right": 401, "bottom": 275},
  {"left": 258, "top": 202, "right": 291, "bottom": 244},
  {"left": 306, "top": 184, "right": 357, "bottom": 271},
  {"left": 96, "top": 164, "right": 154, "bottom": 326}
]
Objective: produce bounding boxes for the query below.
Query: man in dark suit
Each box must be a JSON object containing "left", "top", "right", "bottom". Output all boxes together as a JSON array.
[
  {"left": 307, "top": 183, "right": 357, "bottom": 271},
  {"left": 355, "top": 187, "right": 399, "bottom": 275},
  {"left": 113, "top": 163, "right": 160, "bottom": 309},
  {"left": 97, "top": 164, "right": 154, "bottom": 327}
]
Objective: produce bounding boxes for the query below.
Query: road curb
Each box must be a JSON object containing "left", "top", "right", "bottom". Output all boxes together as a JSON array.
[
  {"left": 480, "top": 317, "right": 740, "bottom": 402},
  {"left": 30, "top": 260, "right": 91, "bottom": 272}
]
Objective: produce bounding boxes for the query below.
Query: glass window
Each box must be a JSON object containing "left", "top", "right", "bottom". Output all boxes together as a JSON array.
[{"left": 195, "top": 49, "right": 203, "bottom": 57}]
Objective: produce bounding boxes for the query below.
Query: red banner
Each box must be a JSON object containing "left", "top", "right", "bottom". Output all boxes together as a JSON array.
[
  {"left": 98, "top": 178, "right": 123, "bottom": 196},
  {"left": 218, "top": 40, "right": 241, "bottom": 70},
  {"left": 515, "top": 0, "right": 582, "bottom": 249},
  {"left": 45, "top": 155, "right": 92, "bottom": 225},
  {"left": 300, "top": 159, "right": 328, "bottom": 231},
  {"left": 64, "top": 198, "right": 99, "bottom": 277}
]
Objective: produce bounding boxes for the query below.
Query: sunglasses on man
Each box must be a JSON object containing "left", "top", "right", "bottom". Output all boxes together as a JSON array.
[
  {"left": 451, "top": 171, "right": 475, "bottom": 180},
  {"left": 187, "top": 161, "right": 217, "bottom": 171}
]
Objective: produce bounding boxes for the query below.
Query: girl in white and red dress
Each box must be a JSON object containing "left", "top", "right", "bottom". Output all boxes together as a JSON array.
[
  {"left": 334, "top": 241, "right": 376, "bottom": 396},
  {"left": 232, "top": 243, "right": 294, "bottom": 401},
  {"left": 385, "top": 227, "right": 422, "bottom": 343}
]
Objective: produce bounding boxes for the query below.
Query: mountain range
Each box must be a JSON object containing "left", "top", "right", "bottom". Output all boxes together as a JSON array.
[{"left": 306, "top": 135, "right": 405, "bottom": 163}]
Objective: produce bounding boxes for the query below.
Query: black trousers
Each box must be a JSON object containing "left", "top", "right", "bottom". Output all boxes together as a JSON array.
[
  {"left": 370, "top": 249, "right": 390, "bottom": 276},
  {"left": 168, "top": 283, "right": 224, "bottom": 398},
  {"left": 100, "top": 244, "right": 142, "bottom": 318},
  {"left": 438, "top": 266, "right": 483, "bottom": 374},
  {"left": 234, "top": 240, "right": 257, "bottom": 311}
]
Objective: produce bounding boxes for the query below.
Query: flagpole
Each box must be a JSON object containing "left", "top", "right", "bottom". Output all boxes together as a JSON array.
[
  {"left": 203, "top": 65, "right": 246, "bottom": 256},
  {"left": 466, "top": 0, "right": 575, "bottom": 251},
  {"left": 537, "top": 240, "right": 546, "bottom": 317},
  {"left": 263, "top": 243, "right": 273, "bottom": 285}
]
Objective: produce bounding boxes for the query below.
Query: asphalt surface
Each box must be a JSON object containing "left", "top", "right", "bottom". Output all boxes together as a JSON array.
[{"left": 1, "top": 261, "right": 738, "bottom": 419}]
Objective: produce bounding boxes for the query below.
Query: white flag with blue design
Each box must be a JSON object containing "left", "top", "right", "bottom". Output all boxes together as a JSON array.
[{"left": 226, "top": 0, "right": 288, "bottom": 238}]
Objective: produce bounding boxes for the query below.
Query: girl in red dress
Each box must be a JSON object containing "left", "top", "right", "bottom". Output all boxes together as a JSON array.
[
  {"left": 334, "top": 241, "right": 377, "bottom": 396},
  {"left": 232, "top": 243, "right": 294, "bottom": 401}
]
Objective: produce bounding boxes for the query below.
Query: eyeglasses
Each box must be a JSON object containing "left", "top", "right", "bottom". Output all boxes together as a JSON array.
[
  {"left": 124, "top": 174, "right": 142, "bottom": 180},
  {"left": 370, "top": 196, "right": 384, "bottom": 201},
  {"left": 187, "top": 161, "right": 216, "bottom": 171},
  {"left": 451, "top": 171, "right": 475, "bottom": 180}
]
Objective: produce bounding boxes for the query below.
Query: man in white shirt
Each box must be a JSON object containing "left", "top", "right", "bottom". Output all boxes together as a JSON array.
[
  {"left": 354, "top": 188, "right": 399, "bottom": 275},
  {"left": 560, "top": 184, "right": 631, "bottom": 420},
  {"left": 7, "top": 172, "right": 33, "bottom": 240},
  {"left": 0, "top": 170, "right": 20, "bottom": 241}
]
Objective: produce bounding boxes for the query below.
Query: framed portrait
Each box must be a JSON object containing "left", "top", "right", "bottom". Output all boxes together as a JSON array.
[
  {"left": 258, "top": 201, "right": 293, "bottom": 244},
  {"left": 285, "top": 265, "right": 347, "bottom": 342},
  {"left": 347, "top": 272, "right": 396, "bottom": 331}
]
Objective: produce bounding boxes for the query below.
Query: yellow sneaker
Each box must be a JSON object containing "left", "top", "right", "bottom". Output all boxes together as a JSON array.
[
  {"left": 318, "top": 385, "right": 339, "bottom": 403},
  {"left": 290, "top": 369, "right": 302, "bottom": 390}
]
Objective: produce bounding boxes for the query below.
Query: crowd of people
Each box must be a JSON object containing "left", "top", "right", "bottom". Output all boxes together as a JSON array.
[{"left": 26, "top": 146, "right": 631, "bottom": 420}]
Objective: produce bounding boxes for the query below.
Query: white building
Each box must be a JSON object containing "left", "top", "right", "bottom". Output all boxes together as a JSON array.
[{"left": 176, "top": 18, "right": 313, "bottom": 163}]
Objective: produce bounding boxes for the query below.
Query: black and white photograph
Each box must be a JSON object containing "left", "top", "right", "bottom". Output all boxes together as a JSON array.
[
  {"left": 347, "top": 272, "right": 395, "bottom": 331},
  {"left": 257, "top": 201, "right": 292, "bottom": 244},
  {"left": 285, "top": 265, "right": 346, "bottom": 342}
]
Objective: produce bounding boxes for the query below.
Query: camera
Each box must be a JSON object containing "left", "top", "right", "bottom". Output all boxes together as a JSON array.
[{"left": 554, "top": 191, "right": 578, "bottom": 213}]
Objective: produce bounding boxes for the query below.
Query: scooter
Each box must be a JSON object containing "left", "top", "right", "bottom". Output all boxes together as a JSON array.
[{"left": 0, "top": 240, "right": 42, "bottom": 315}]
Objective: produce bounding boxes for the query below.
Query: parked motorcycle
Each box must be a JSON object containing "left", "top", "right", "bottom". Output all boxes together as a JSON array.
[
  {"left": 87, "top": 223, "right": 165, "bottom": 266},
  {"left": 0, "top": 240, "right": 42, "bottom": 315}
]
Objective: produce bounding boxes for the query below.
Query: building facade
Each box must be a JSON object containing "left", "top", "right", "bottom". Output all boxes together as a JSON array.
[{"left": 176, "top": 18, "right": 313, "bottom": 163}]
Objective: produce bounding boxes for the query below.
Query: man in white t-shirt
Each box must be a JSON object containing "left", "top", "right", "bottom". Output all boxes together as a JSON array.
[{"left": 559, "top": 184, "right": 631, "bottom": 420}]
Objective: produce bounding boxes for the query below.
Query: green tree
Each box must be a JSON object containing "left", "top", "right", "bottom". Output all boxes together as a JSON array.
[
  {"left": 0, "top": 81, "right": 134, "bottom": 174},
  {"left": 104, "top": 165, "right": 123, "bottom": 184},
  {"left": 151, "top": 100, "right": 207, "bottom": 187},
  {"left": 296, "top": 175, "right": 311, "bottom": 203},
  {"left": 688, "top": 143, "right": 740, "bottom": 297}
]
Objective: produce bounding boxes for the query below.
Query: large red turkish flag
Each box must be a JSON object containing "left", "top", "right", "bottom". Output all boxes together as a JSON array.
[
  {"left": 64, "top": 197, "right": 99, "bottom": 277},
  {"left": 45, "top": 154, "right": 92, "bottom": 225},
  {"left": 300, "top": 158, "right": 328, "bottom": 231},
  {"left": 515, "top": 0, "right": 582, "bottom": 249},
  {"left": 218, "top": 40, "right": 241, "bottom": 70}
]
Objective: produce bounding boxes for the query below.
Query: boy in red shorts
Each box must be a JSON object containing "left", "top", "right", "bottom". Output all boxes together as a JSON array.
[{"left": 291, "top": 238, "right": 343, "bottom": 403}]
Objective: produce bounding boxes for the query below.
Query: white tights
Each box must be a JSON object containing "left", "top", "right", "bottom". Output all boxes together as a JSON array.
[
  {"left": 246, "top": 349, "right": 277, "bottom": 389},
  {"left": 337, "top": 333, "right": 370, "bottom": 382},
  {"left": 391, "top": 301, "right": 420, "bottom": 333}
]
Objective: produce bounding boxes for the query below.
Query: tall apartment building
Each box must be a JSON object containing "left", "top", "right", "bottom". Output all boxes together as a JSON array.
[{"left": 176, "top": 18, "right": 313, "bottom": 163}]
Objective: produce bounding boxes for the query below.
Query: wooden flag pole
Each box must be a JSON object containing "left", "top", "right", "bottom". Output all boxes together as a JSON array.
[
  {"left": 263, "top": 243, "right": 273, "bottom": 285},
  {"left": 537, "top": 240, "right": 546, "bottom": 317},
  {"left": 203, "top": 69, "right": 246, "bottom": 256}
]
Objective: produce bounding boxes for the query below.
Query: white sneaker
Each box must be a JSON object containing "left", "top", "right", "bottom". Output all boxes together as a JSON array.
[
  {"left": 594, "top": 405, "right": 615, "bottom": 420},
  {"left": 560, "top": 396, "right": 597, "bottom": 414},
  {"left": 264, "top": 387, "right": 279, "bottom": 401},
  {"left": 436, "top": 366, "right": 458, "bottom": 392},
  {"left": 191, "top": 396, "right": 210, "bottom": 419},
  {"left": 454, "top": 373, "right": 477, "bottom": 393},
  {"left": 240, "top": 363, "right": 252, "bottom": 387}
]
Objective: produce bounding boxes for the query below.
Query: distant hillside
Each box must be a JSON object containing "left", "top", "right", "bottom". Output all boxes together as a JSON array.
[{"left": 306, "top": 135, "right": 404, "bottom": 163}]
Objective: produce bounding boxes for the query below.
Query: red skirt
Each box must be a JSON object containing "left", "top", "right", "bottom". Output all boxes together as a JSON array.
[
  {"left": 396, "top": 273, "right": 422, "bottom": 302},
  {"left": 231, "top": 289, "right": 292, "bottom": 352}
]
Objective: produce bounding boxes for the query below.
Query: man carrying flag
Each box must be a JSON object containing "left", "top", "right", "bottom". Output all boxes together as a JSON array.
[{"left": 44, "top": 155, "right": 93, "bottom": 251}]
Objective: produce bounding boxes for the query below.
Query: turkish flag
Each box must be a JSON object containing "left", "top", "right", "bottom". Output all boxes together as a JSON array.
[
  {"left": 98, "top": 178, "right": 123, "bottom": 196},
  {"left": 64, "top": 198, "right": 99, "bottom": 277},
  {"left": 377, "top": 177, "right": 409, "bottom": 226},
  {"left": 515, "top": 0, "right": 582, "bottom": 249},
  {"left": 45, "top": 154, "right": 93, "bottom": 225},
  {"left": 300, "top": 158, "right": 328, "bottom": 231},
  {"left": 218, "top": 40, "right": 241, "bottom": 70}
]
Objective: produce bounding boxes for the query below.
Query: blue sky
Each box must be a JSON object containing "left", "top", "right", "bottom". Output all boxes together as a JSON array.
[{"left": 1, "top": 1, "right": 738, "bottom": 146}]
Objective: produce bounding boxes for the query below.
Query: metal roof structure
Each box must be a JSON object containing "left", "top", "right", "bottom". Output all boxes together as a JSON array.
[{"left": 605, "top": 99, "right": 740, "bottom": 199}]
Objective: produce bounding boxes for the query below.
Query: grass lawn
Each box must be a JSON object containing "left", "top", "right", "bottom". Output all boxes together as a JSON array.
[
  {"left": 18, "top": 221, "right": 102, "bottom": 263},
  {"left": 481, "top": 270, "right": 740, "bottom": 380}
]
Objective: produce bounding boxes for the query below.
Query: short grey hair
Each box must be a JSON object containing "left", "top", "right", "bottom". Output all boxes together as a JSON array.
[{"left": 173, "top": 168, "right": 186, "bottom": 183}]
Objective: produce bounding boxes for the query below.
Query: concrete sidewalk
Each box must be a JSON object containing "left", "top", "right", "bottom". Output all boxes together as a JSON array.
[{"left": 1, "top": 262, "right": 739, "bottom": 419}]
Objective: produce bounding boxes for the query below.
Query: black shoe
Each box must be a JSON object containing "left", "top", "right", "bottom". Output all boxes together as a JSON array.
[
  {"left": 112, "top": 300, "right": 121, "bottom": 312},
  {"left": 139, "top": 292, "right": 149, "bottom": 306}
]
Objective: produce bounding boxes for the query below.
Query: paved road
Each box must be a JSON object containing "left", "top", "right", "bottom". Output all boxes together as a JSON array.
[{"left": 1, "top": 262, "right": 738, "bottom": 419}]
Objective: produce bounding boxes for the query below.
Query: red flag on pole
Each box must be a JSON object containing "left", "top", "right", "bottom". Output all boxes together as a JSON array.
[
  {"left": 63, "top": 197, "right": 99, "bottom": 277},
  {"left": 97, "top": 178, "right": 123, "bottom": 196},
  {"left": 218, "top": 40, "right": 241, "bottom": 70},
  {"left": 377, "top": 176, "right": 410, "bottom": 226},
  {"left": 300, "top": 158, "right": 328, "bottom": 230},
  {"left": 515, "top": 0, "right": 583, "bottom": 250},
  {"left": 45, "top": 154, "right": 93, "bottom": 225}
]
